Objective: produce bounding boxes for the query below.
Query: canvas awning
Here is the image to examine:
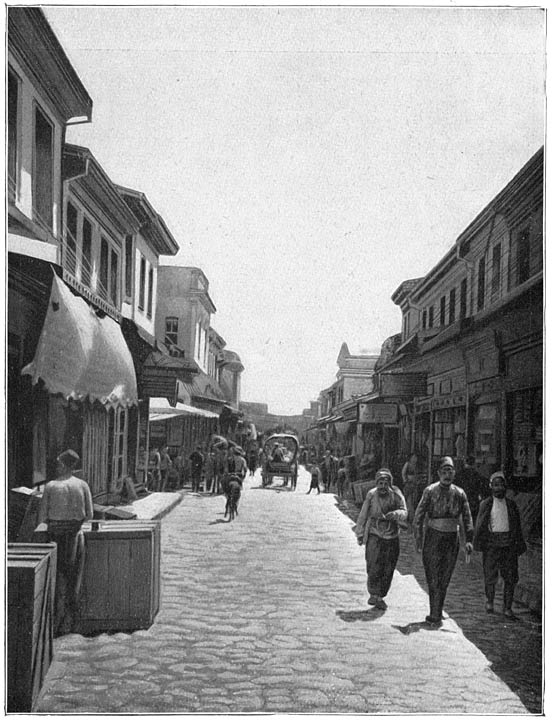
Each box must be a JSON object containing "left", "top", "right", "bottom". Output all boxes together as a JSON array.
[
  {"left": 22, "top": 273, "right": 138, "bottom": 408},
  {"left": 149, "top": 397, "right": 219, "bottom": 419}
]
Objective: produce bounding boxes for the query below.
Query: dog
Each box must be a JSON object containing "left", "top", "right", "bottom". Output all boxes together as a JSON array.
[{"left": 223, "top": 473, "right": 242, "bottom": 521}]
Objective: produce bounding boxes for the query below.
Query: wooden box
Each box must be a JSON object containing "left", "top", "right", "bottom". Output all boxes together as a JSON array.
[
  {"left": 7, "top": 543, "right": 57, "bottom": 712},
  {"left": 77, "top": 520, "right": 161, "bottom": 633}
]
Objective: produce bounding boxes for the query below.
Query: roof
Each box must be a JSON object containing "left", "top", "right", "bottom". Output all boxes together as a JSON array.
[
  {"left": 391, "top": 278, "right": 424, "bottom": 306},
  {"left": 63, "top": 145, "right": 140, "bottom": 236},
  {"left": 116, "top": 185, "right": 179, "bottom": 256},
  {"left": 8, "top": 8, "right": 93, "bottom": 122}
]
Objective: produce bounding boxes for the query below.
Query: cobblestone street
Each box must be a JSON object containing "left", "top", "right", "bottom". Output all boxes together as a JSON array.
[{"left": 36, "top": 468, "right": 539, "bottom": 714}]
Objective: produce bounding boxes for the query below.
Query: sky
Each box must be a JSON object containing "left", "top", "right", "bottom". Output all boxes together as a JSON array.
[{"left": 43, "top": 5, "right": 545, "bottom": 415}]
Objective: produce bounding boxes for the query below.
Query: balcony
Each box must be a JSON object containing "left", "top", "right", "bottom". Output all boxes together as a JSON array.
[{"left": 60, "top": 236, "right": 121, "bottom": 322}]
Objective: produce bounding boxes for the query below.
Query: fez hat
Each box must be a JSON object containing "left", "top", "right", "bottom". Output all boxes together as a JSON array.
[
  {"left": 439, "top": 456, "right": 454, "bottom": 469},
  {"left": 489, "top": 470, "right": 506, "bottom": 484},
  {"left": 58, "top": 449, "right": 80, "bottom": 469},
  {"left": 375, "top": 468, "right": 393, "bottom": 483}
]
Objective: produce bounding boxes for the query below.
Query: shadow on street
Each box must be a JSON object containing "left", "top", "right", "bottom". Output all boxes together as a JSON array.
[{"left": 332, "top": 495, "right": 542, "bottom": 713}]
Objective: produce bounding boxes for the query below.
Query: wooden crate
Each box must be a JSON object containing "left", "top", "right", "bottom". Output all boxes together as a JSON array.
[
  {"left": 77, "top": 520, "right": 161, "bottom": 633},
  {"left": 7, "top": 543, "right": 57, "bottom": 712}
]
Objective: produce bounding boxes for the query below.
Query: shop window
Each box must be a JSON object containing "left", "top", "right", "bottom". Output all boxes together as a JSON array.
[
  {"left": 433, "top": 407, "right": 466, "bottom": 459},
  {"left": 473, "top": 404, "right": 498, "bottom": 468},
  {"left": 110, "top": 407, "right": 128, "bottom": 489},
  {"left": 33, "top": 105, "right": 54, "bottom": 230},
  {"left": 511, "top": 388, "right": 542, "bottom": 478}
]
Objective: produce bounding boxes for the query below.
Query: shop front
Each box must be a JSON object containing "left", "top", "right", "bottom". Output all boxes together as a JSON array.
[{"left": 20, "top": 273, "right": 139, "bottom": 503}]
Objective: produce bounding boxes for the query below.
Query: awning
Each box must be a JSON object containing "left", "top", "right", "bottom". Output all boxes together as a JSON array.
[
  {"left": 149, "top": 411, "right": 183, "bottom": 423},
  {"left": 22, "top": 273, "right": 138, "bottom": 408},
  {"left": 149, "top": 397, "right": 219, "bottom": 419},
  {"left": 8, "top": 232, "right": 58, "bottom": 263}
]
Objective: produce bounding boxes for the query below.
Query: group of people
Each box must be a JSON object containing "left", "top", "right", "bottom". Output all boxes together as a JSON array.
[
  {"left": 305, "top": 451, "right": 349, "bottom": 497},
  {"left": 146, "top": 441, "right": 254, "bottom": 494},
  {"left": 355, "top": 456, "right": 526, "bottom": 624}
]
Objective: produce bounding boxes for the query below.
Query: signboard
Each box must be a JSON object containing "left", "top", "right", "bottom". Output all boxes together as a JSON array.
[
  {"left": 379, "top": 373, "right": 427, "bottom": 397},
  {"left": 358, "top": 403, "right": 398, "bottom": 425}
]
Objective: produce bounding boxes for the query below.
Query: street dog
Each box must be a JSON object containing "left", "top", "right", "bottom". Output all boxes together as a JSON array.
[{"left": 223, "top": 473, "right": 242, "bottom": 521}]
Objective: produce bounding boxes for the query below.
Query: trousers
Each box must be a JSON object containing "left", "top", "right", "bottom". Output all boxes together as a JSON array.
[
  {"left": 422, "top": 527, "right": 459, "bottom": 620},
  {"left": 365, "top": 534, "right": 400, "bottom": 599},
  {"left": 47, "top": 520, "right": 85, "bottom": 635}
]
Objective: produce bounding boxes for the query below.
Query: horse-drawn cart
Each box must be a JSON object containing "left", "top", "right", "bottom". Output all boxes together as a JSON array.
[{"left": 262, "top": 434, "right": 299, "bottom": 490}]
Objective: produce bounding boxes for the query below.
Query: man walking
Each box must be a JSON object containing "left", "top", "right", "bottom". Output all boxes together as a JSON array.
[
  {"left": 189, "top": 445, "right": 204, "bottom": 492},
  {"left": 473, "top": 471, "right": 526, "bottom": 618},
  {"left": 355, "top": 468, "right": 407, "bottom": 610},
  {"left": 39, "top": 449, "right": 94, "bottom": 635},
  {"left": 306, "top": 464, "right": 321, "bottom": 494},
  {"left": 414, "top": 456, "right": 473, "bottom": 626}
]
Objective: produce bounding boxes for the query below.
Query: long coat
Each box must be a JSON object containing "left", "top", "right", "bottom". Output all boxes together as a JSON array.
[{"left": 473, "top": 496, "right": 526, "bottom": 555}]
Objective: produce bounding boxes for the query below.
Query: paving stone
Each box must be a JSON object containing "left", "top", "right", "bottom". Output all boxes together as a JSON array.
[{"left": 35, "top": 469, "right": 537, "bottom": 714}]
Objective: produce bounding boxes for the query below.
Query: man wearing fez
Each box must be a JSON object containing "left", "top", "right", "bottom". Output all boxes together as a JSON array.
[
  {"left": 473, "top": 471, "right": 526, "bottom": 618},
  {"left": 39, "top": 449, "right": 94, "bottom": 634},
  {"left": 355, "top": 468, "right": 407, "bottom": 610},
  {"left": 414, "top": 456, "right": 473, "bottom": 626}
]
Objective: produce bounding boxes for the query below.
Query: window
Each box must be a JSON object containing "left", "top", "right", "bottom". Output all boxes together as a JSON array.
[
  {"left": 65, "top": 202, "right": 78, "bottom": 275},
  {"left": 165, "top": 317, "right": 178, "bottom": 347},
  {"left": 99, "top": 237, "right": 109, "bottom": 296},
  {"left": 8, "top": 70, "right": 19, "bottom": 200},
  {"left": 477, "top": 256, "right": 486, "bottom": 311},
  {"left": 33, "top": 106, "right": 54, "bottom": 230},
  {"left": 422, "top": 309, "right": 427, "bottom": 329},
  {"left": 460, "top": 278, "right": 467, "bottom": 319},
  {"left": 147, "top": 267, "right": 154, "bottom": 318},
  {"left": 439, "top": 296, "right": 446, "bottom": 326},
  {"left": 110, "top": 248, "right": 119, "bottom": 305},
  {"left": 82, "top": 217, "right": 92, "bottom": 286},
  {"left": 138, "top": 256, "right": 146, "bottom": 310},
  {"left": 448, "top": 288, "right": 456, "bottom": 324},
  {"left": 124, "top": 235, "right": 134, "bottom": 298},
  {"left": 517, "top": 229, "right": 531, "bottom": 285},
  {"left": 491, "top": 242, "right": 501, "bottom": 297},
  {"left": 109, "top": 407, "right": 128, "bottom": 488},
  {"left": 428, "top": 306, "right": 434, "bottom": 328}
]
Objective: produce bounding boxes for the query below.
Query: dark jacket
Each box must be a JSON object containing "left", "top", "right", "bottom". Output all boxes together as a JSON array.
[{"left": 473, "top": 496, "right": 526, "bottom": 555}]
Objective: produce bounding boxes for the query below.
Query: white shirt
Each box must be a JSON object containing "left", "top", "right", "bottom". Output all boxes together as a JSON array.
[
  {"left": 489, "top": 496, "right": 509, "bottom": 532},
  {"left": 39, "top": 475, "right": 94, "bottom": 523}
]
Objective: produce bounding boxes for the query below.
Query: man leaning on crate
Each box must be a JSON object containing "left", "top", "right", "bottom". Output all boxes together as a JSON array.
[{"left": 38, "top": 449, "right": 93, "bottom": 635}]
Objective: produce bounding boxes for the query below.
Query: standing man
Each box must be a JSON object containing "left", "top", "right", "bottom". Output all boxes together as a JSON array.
[
  {"left": 189, "top": 445, "right": 204, "bottom": 492},
  {"left": 414, "top": 456, "right": 474, "bottom": 626},
  {"left": 306, "top": 463, "right": 321, "bottom": 494},
  {"left": 39, "top": 449, "right": 94, "bottom": 635},
  {"left": 456, "top": 456, "right": 488, "bottom": 523},
  {"left": 355, "top": 468, "right": 407, "bottom": 610},
  {"left": 159, "top": 446, "right": 172, "bottom": 491},
  {"left": 473, "top": 471, "right": 526, "bottom": 618}
]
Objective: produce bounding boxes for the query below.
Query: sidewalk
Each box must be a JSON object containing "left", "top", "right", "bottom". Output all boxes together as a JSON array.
[{"left": 119, "top": 490, "right": 185, "bottom": 520}]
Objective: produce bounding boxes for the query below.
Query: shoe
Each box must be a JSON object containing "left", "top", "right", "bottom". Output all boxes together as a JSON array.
[
  {"left": 503, "top": 609, "right": 517, "bottom": 620},
  {"left": 368, "top": 595, "right": 378, "bottom": 606},
  {"left": 485, "top": 602, "right": 494, "bottom": 614},
  {"left": 375, "top": 598, "right": 387, "bottom": 610},
  {"left": 425, "top": 615, "right": 442, "bottom": 627}
]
